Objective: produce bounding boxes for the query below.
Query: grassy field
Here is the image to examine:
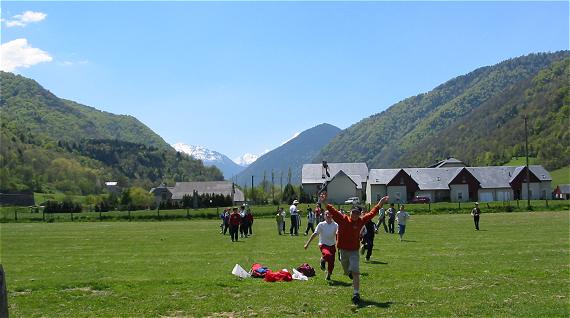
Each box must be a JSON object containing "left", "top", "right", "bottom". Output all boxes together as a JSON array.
[
  {"left": 2, "top": 211, "right": 569, "bottom": 317},
  {"left": 550, "top": 166, "right": 570, "bottom": 188},
  {"left": 2, "top": 200, "right": 569, "bottom": 223}
]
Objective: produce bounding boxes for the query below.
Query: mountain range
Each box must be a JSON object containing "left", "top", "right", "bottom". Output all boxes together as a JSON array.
[
  {"left": 315, "top": 51, "right": 569, "bottom": 171},
  {"left": 234, "top": 123, "right": 342, "bottom": 187},
  {"left": 0, "top": 71, "right": 223, "bottom": 194},
  {"left": 172, "top": 143, "right": 245, "bottom": 179},
  {"left": 1, "top": 51, "right": 568, "bottom": 195}
]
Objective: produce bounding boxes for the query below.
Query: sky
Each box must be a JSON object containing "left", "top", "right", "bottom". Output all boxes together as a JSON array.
[{"left": 1, "top": 1, "right": 568, "bottom": 164}]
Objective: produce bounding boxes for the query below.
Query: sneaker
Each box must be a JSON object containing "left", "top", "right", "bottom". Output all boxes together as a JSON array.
[
  {"left": 360, "top": 245, "right": 365, "bottom": 255},
  {"left": 348, "top": 271, "right": 353, "bottom": 280},
  {"left": 320, "top": 258, "right": 326, "bottom": 271},
  {"left": 352, "top": 293, "right": 360, "bottom": 305},
  {"left": 326, "top": 272, "right": 331, "bottom": 280},
  {"left": 365, "top": 257, "right": 370, "bottom": 262}
]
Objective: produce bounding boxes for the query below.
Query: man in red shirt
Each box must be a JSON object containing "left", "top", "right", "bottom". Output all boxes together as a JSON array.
[
  {"left": 319, "top": 192, "right": 389, "bottom": 304},
  {"left": 229, "top": 207, "right": 241, "bottom": 242}
]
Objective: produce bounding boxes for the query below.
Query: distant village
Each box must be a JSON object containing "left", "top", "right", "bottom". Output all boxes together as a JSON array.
[{"left": 149, "top": 158, "right": 562, "bottom": 206}]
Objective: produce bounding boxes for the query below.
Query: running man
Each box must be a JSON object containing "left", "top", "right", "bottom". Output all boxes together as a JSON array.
[{"left": 319, "top": 192, "right": 389, "bottom": 304}]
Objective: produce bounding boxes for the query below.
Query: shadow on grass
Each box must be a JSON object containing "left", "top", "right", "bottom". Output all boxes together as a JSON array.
[
  {"left": 326, "top": 280, "right": 352, "bottom": 287},
  {"left": 402, "top": 239, "right": 418, "bottom": 242},
  {"left": 367, "top": 260, "right": 388, "bottom": 265},
  {"left": 357, "top": 299, "right": 393, "bottom": 309}
]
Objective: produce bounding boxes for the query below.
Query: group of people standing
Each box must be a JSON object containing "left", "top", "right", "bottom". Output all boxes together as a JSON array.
[
  {"left": 220, "top": 205, "right": 254, "bottom": 242},
  {"left": 275, "top": 200, "right": 325, "bottom": 236}
]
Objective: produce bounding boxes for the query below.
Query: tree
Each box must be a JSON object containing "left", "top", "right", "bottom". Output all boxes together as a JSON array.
[
  {"left": 129, "top": 187, "right": 154, "bottom": 210},
  {"left": 282, "top": 183, "right": 297, "bottom": 205}
]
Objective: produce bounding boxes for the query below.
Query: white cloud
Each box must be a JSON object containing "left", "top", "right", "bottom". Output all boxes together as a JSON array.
[
  {"left": 5, "top": 11, "right": 47, "bottom": 27},
  {"left": 0, "top": 38, "right": 53, "bottom": 72}
]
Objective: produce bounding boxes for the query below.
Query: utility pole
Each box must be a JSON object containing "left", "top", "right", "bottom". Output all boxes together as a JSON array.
[
  {"left": 280, "top": 171, "right": 283, "bottom": 201},
  {"left": 251, "top": 175, "right": 254, "bottom": 204},
  {"left": 524, "top": 115, "right": 531, "bottom": 210},
  {"left": 271, "top": 170, "right": 275, "bottom": 202}
]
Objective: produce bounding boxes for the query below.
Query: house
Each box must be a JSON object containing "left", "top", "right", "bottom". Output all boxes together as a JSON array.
[
  {"left": 151, "top": 181, "right": 245, "bottom": 205},
  {"left": 554, "top": 184, "right": 570, "bottom": 199},
  {"left": 149, "top": 183, "right": 173, "bottom": 204},
  {"left": 104, "top": 181, "right": 121, "bottom": 194},
  {"left": 366, "top": 165, "right": 552, "bottom": 203},
  {"left": 302, "top": 163, "right": 368, "bottom": 204},
  {"left": 428, "top": 157, "right": 466, "bottom": 168}
]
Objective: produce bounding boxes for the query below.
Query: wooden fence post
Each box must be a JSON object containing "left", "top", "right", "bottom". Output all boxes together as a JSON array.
[
  {"left": 14, "top": 209, "right": 17, "bottom": 222},
  {"left": 0, "top": 265, "right": 8, "bottom": 318}
]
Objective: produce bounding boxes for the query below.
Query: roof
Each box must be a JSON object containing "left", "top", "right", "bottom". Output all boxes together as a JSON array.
[
  {"left": 529, "top": 165, "right": 552, "bottom": 181},
  {"left": 169, "top": 181, "right": 245, "bottom": 201},
  {"left": 467, "top": 166, "right": 517, "bottom": 188},
  {"left": 368, "top": 169, "right": 402, "bottom": 185},
  {"left": 428, "top": 157, "right": 466, "bottom": 168},
  {"left": 302, "top": 162, "right": 369, "bottom": 184},
  {"left": 404, "top": 168, "right": 461, "bottom": 190}
]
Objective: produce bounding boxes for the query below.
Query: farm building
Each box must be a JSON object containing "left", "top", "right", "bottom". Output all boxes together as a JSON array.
[
  {"left": 301, "top": 163, "right": 368, "bottom": 204},
  {"left": 366, "top": 165, "right": 552, "bottom": 204},
  {"left": 150, "top": 181, "right": 245, "bottom": 205},
  {"left": 554, "top": 184, "right": 570, "bottom": 200}
]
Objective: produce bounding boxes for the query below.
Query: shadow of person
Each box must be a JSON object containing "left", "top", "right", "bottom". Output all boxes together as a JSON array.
[
  {"left": 402, "top": 239, "right": 417, "bottom": 242},
  {"left": 326, "top": 280, "right": 352, "bottom": 287},
  {"left": 367, "top": 260, "right": 388, "bottom": 265},
  {"left": 357, "top": 299, "right": 393, "bottom": 309}
]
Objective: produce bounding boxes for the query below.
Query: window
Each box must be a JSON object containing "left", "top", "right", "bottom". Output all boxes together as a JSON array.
[{"left": 458, "top": 192, "right": 463, "bottom": 200}]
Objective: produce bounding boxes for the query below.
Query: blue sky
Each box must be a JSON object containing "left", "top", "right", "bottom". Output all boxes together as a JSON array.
[{"left": 1, "top": 1, "right": 568, "bottom": 163}]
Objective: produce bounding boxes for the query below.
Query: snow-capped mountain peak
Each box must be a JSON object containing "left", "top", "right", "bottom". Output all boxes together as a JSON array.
[
  {"left": 234, "top": 153, "right": 259, "bottom": 166},
  {"left": 172, "top": 143, "right": 246, "bottom": 179},
  {"left": 172, "top": 143, "right": 222, "bottom": 162}
]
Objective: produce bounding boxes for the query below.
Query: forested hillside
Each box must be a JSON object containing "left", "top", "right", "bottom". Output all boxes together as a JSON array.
[
  {"left": 0, "top": 71, "right": 169, "bottom": 149},
  {"left": 315, "top": 51, "right": 569, "bottom": 170},
  {"left": 0, "top": 72, "right": 223, "bottom": 194},
  {"left": 402, "top": 58, "right": 570, "bottom": 170}
]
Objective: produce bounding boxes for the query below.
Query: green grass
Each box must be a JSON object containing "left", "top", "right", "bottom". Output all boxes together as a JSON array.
[
  {"left": 550, "top": 165, "right": 570, "bottom": 188},
  {"left": 2, "top": 210, "right": 569, "bottom": 317},
  {"left": 2, "top": 200, "right": 569, "bottom": 223},
  {"left": 502, "top": 157, "right": 538, "bottom": 166}
]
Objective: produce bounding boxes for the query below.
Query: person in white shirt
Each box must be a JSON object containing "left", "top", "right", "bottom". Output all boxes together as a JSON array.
[
  {"left": 304, "top": 211, "right": 339, "bottom": 280},
  {"left": 289, "top": 200, "right": 300, "bottom": 236},
  {"left": 396, "top": 205, "right": 410, "bottom": 242}
]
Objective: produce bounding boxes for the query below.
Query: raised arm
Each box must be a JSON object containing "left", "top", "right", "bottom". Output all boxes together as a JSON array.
[
  {"left": 319, "top": 192, "right": 344, "bottom": 223},
  {"left": 304, "top": 231, "right": 319, "bottom": 250},
  {"left": 361, "top": 196, "right": 390, "bottom": 223}
]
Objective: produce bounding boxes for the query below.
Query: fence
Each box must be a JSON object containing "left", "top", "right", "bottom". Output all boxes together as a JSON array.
[{"left": 1, "top": 200, "right": 568, "bottom": 223}]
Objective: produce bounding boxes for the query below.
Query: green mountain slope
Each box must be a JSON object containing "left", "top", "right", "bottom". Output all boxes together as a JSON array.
[
  {"left": 315, "top": 51, "right": 569, "bottom": 170},
  {"left": 0, "top": 71, "right": 169, "bottom": 149},
  {"left": 401, "top": 58, "right": 570, "bottom": 170},
  {"left": 0, "top": 72, "right": 223, "bottom": 194}
]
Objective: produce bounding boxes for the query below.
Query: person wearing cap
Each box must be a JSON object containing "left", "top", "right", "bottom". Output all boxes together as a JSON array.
[
  {"left": 471, "top": 202, "right": 481, "bottom": 230},
  {"left": 229, "top": 207, "right": 241, "bottom": 242},
  {"left": 319, "top": 192, "right": 389, "bottom": 305},
  {"left": 387, "top": 203, "right": 396, "bottom": 234},
  {"left": 289, "top": 199, "right": 300, "bottom": 236}
]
